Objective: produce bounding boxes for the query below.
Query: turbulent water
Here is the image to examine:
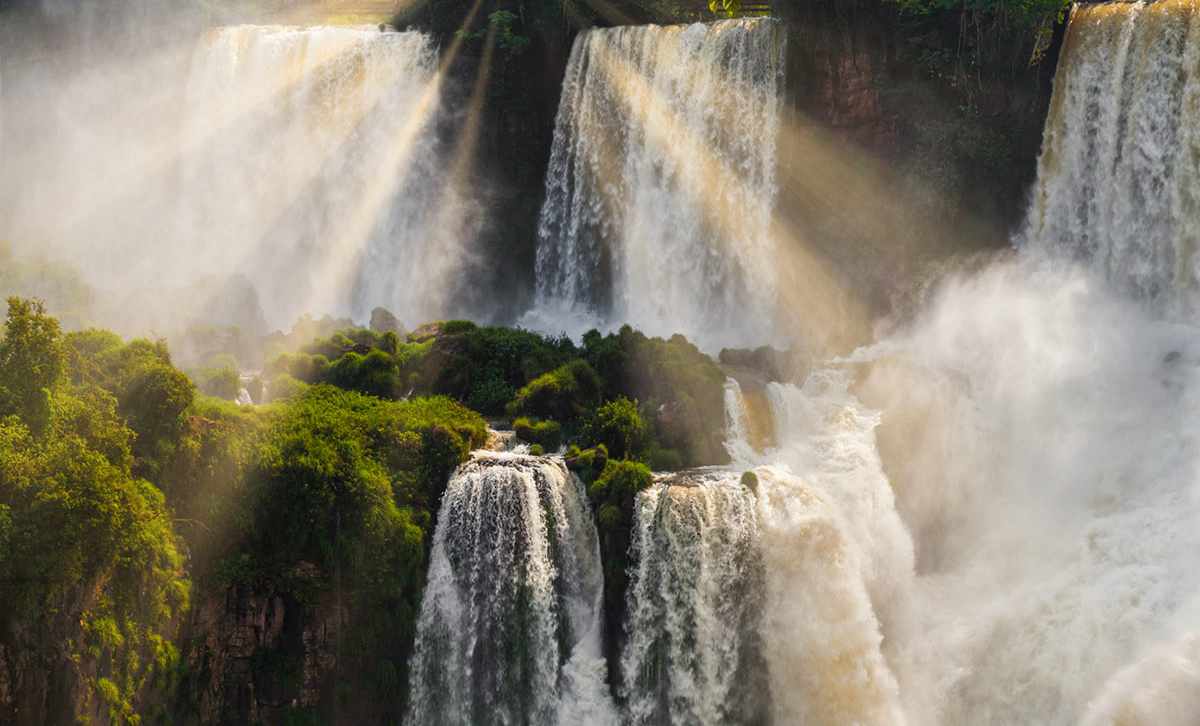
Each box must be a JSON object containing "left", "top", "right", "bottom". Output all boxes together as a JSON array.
[
  {"left": 726, "top": 374, "right": 915, "bottom": 725},
  {"left": 1025, "top": 0, "right": 1200, "bottom": 315},
  {"left": 406, "top": 452, "right": 617, "bottom": 726},
  {"left": 621, "top": 473, "right": 767, "bottom": 725},
  {"left": 527, "top": 18, "right": 785, "bottom": 351}
]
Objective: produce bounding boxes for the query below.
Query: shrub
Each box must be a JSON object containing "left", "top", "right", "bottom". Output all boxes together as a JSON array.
[
  {"left": 587, "top": 459, "right": 653, "bottom": 514},
  {"left": 266, "top": 373, "right": 307, "bottom": 403},
  {"left": 513, "top": 417, "right": 563, "bottom": 451},
  {"left": 197, "top": 365, "right": 240, "bottom": 400},
  {"left": 529, "top": 444, "right": 545, "bottom": 456},
  {"left": 440, "top": 319, "right": 477, "bottom": 335},
  {"left": 582, "top": 325, "right": 727, "bottom": 467},
  {"left": 0, "top": 297, "right": 64, "bottom": 432},
  {"left": 583, "top": 397, "right": 646, "bottom": 459},
  {"left": 0, "top": 302, "right": 190, "bottom": 723},
  {"left": 646, "top": 446, "right": 684, "bottom": 472},
  {"left": 507, "top": 359, "right": 602, "bottom": 422},
  {"left": 565, "top": 443, "right": 608, "bottom": 485},
  {"left": 466, "top": 370, "right": 516, "bottom": 415}
]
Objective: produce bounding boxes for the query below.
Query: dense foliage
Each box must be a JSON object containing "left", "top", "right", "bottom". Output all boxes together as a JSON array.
[
  {"left": 0, "top": 286, "right": 736, "bottom": 722},
  {"left": 0, "top": 298, "right": 189, "bottom": 724},
  {"left": 0, "top": 298, "right": 498, "bottom": 723},
  {"left": 269, "top": 320, "right": 727, "bottom": 470}
]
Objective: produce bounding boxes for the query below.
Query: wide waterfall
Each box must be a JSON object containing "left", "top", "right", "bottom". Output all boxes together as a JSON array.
[
  {"left": 178, "top": 25, "right": 451, "bottom": 327},
  {"left": 406, "top": 452, "right": 617, "bottom": 726},
  {"left": 0, "top": 24, "right": 462, "bottom": 334},
  {"left": 527, "top": 18, "right": 785, "bottom": 351},
  {"left": 1024, "top": 0, "right": 1200, "bottom": 315}
]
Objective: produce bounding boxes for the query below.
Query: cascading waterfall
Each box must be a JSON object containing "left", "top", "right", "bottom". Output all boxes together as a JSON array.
[
  {"left": 621, "top": 472, "right": 768, "bottom": 725},
  {"left": 178, "top": 25, "right": 451, "bottom": 328},
  {"left": 407, "top": 5, "right": 1200, "bottom": 723},
  {"left": 1024, "top": 0, "right": 1200, "bottom": 314},
  {"left": 0, "top": 23, "right": 464, "bottom": 335},
  {"left": 728, "top": 373, "right": 916, "bottom": 725},
  {"left": 526, "top": 18, "right": 785, "bottom": 351},
  {"left": 406, "top": 452, "right": 617, "bottom": 726}
]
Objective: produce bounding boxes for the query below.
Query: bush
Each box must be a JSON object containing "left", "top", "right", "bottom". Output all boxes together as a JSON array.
[
  {"left": 583, "top": 397, "right": 646, "bottom": 459},
  {"left": 582, "top": 325, "right": 728, "bottom": 467},
  {"left": 266, "top": 373, "right": 307, "bottom": 403},
  {"left": 565, "top": 443, "right": 608, "bottom": 485},
  {"left": 588, "top": 459, "right": 653, "bottom": 516},
  {"left": 0, "top": 297, "right": 64, "bottom": 432},
  {"left": 513, "top": 417, "right": 563, "bottom": 451},
  {"left": 423, "top": 324, "right": 576, "bottom": 405},
  {"left": 646, "top": 445, "right": 684, "bottom": 472},
  {"left": 222, "top": 386, "right": 485, "bottom": 718},
  {"left": 529, "top": 444, "right": 545, "bottom": 456},
  {"left": 507, "top": 359, "right": 602, "bottom": 422},
  {"left": 197, "top": 365, "right": 240, "bottom": 400},
  {"left": 466, "top": 370, "right": 516, "bottom": 415}
]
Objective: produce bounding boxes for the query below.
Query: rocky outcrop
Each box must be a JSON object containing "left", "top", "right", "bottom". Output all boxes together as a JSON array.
[{"left": 177, "top": 578, "right": 340, "bottom": 725}]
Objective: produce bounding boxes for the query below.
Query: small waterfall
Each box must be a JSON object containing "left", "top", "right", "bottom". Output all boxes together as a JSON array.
[
  {"left": 621, "top": 472, "right": 768, "bottom": 725},
  {"left": 1024, "top": 0, "right": 1200, "bottom": 313},
  {"left": 527, "top": 19, "right": 785, "bottom": 351},
  {"left": 720, "top": 370, "right": 918, "bottom": 723},
  {"left": 406, "top": 452, "right": 617, "bottom": 726},
  {"left": 723, "top": 379, "right": 758, "bottom": 464}
]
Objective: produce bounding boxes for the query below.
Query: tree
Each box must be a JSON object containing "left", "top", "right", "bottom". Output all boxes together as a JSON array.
[
  {"left": 584, "top": 397, "right": 646, "bottom": 460},
  {"left": 0, "top": 297, "right": 63, "bottom": 433}
]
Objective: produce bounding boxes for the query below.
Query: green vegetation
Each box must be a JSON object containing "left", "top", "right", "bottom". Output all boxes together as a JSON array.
[
  {"left": 582, "top": 396, "right": 646, "bottom": 460},
  {"left": 588, "top": 459, "right": 653, "bottom": 522},
  {"left": 514, "top": 416, "right": 564, "bottom": 451},
  {"left": 0, "top": 290, "right": 738, "bottom": 721},
  {"left": 213, "top": 386, "right": 484, "bottom": 719},
  {"left": 0, "top": 298, "right": 188, "bottom": 723},
  {"left": 508, "top": 359, "right": 603, "bottom": 422},
  {"left": 264, "top": 320, "right": 725, "bottom": 469},
  {"left": 195, "top": 363, "right": 240, "bottom": 400},
  {"left": 583, "top": 457, "right": 654, "bottom": 675},
  {"left": 0, "top": 298, "right": 498, "bottom": 722}
]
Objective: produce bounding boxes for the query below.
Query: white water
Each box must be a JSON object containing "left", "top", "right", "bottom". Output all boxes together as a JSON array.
[
  {"left": 671, "top": 5, "right": 1200, "bottom": 723},
  {"left": 724, "top": 373, "right": 916, "bottom": 725},
  {"left": 525, "top": 18, "right": 784, "bottom": 351},
  {"left": 178, "top": 25, "right": 450, "bottom": 327},
  {"left": 1024, "top": 0, "right": 1200, "bottom": 316},
  {"left": 621, "top": 472, "right": 767, "bottom": 725},
  {"left": 406, "top": 452, "right": 617, "bottom": 726},
  {"left": 1, "top": 24, "right": 470, "bottom": 335}
]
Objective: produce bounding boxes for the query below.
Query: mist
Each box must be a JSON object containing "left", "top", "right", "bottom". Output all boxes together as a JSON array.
[
  {"left": 5, "top": 0, "right": 1200, "bottom": 724},
  {"left": 0, "top": 0, "right": 489, "bottom": 361}
]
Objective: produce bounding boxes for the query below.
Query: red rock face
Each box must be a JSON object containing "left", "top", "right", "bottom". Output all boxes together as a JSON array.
[{"left": 818, "top": 50, "right": 895, "bottom": 148}]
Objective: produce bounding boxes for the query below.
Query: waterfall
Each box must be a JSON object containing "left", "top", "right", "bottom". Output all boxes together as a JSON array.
[
  {"left": 406, "top": 452, "right": 617, "bottom": 726},
  {"left": 621, "top": 371, "right": 912, "bottom": 725},
  {"left": 526, "top": 19, "right": 785, "bottom": 351},
  {"left": 621, "top": 472, "right": 768, "bottom": 725},
  {"left": 178, "top": 25, "right": 450, "bottom": 328},
  {"left": 1024, "top": 0, "right": 1200, "bottom": 314},
  {"left": 0, "top": 24, "right": 462, "bottom": 335}
]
